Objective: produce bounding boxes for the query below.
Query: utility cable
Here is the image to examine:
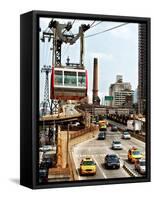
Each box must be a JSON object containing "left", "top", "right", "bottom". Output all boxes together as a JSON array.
[
  {"left": 85, "top": 23, "right": 129, "bottom": 38},
  {"left": 90, "top": 21, "right": 102, "bottom": 28}
]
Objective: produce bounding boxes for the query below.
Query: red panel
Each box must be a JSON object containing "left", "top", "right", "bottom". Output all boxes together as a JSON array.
[
  {"left": 54, "top": 95, "right": 83, "bottom": 100},
  {"left": 50, "top": 68, "right": 87, "bottom": 101},
  {"left": 50, "top": 66, "right": 54, "bottom": 99}
]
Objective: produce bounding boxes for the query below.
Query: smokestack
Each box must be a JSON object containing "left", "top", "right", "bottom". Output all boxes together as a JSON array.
[
  {"left": 93, "top": 58, "right": 98, "bottom": 97},
  {"left": 93, "top": 58, "right": 100, "bottom": 105}
]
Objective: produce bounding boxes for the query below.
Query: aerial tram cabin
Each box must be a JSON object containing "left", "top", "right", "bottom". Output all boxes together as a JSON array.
[
  {"left": 46, "top": 19, "right": 90, "bottom": 101},
  {"left": 50, "top": 65, "right": 88, "bottom": 101}
]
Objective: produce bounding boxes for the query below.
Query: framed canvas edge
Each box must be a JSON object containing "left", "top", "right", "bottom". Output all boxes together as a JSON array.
[{"left": 27, "top": 10, "right": 151, "bottom": 189}]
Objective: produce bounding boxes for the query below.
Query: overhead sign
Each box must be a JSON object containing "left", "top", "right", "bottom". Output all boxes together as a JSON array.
[{"left": 105, "top": 96, "right": 113, "bottom": 101}]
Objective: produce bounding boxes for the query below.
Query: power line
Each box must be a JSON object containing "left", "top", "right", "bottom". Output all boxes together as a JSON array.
[
  {"left": 85, "top": 22, "right": 129, "bottom": 38},
  {"left": 90, "top": 21, "right": 95, "bottom": 27},
  {"left": 71, "top": 19, "right": 76, "bottom": 26},
  {"left": 90, "top": 21, "right": 102, "bottom": 28}
]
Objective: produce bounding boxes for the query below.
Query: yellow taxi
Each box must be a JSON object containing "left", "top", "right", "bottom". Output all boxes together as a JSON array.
[
  {"left": 128, "top": 147, "right": 143, "bottom": 163},
  {"left": 79, "top": 157, "right": 96, "bottom": 175}
]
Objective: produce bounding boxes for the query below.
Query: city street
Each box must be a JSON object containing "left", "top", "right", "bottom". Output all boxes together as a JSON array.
[{"left": 72, "top": 128, "right": 145, "bottom": 180}]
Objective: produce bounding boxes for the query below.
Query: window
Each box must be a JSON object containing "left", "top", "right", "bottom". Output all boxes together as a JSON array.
[
  {"left": 55, "top": 71, "right": 63, "bottom": 85},
  {"left": 64, "top": 71, "right": 77, "bottom": 86},
  {"left": 78, "top": 72, "right": 86, "bottom": 86}
]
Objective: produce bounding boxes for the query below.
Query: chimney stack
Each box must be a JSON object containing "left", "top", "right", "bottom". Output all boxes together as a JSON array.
[{"left": 93, "top": 58, "right": 100, "bottom": 105}]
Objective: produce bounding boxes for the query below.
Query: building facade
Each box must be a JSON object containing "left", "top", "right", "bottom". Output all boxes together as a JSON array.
[
  {"left": 109, "top": 75, "right": 134, "bottom": 108},
  {"left": 138, "top": 23, "right": 147, "bottom": 115}
]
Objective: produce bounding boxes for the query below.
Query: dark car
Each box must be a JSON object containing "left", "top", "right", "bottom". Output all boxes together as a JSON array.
[
  {"left": 111, "top": 125, "right": 118, "bottom": 132},
  {"left": 41, "top": 158, "right": 52, "bottom": 169},
  {"left": 98, "top": 131, "right": 106, "bottom": 140},
  {"left": 39, "top": 167, "right": 48, "bottom": 183},
  {"left": 42, "top": 152, "right": 53, "bottom": 168},
  {"left": 39, "top": 161, "right": 48, "bottom": 183},
  {"left": 104, "top": 154, "right": 120, "bottom": 169}
]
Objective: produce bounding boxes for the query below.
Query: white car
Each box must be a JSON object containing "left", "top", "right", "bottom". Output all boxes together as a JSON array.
[
  {"left": 39, "top": 145, "right": 52, "bottom": 152},
  {"left": 135, "top": 159, "right": 146, "bottom": 175},
  {"left": 122, "top": 131, "right": 131, "bottom": 139},
  {"left": 112, "top": 141, "right": 123, "bottom": 150},
  {"left": 39, "top": 152, "right": 44, "bottom": 164},
  {"left": 70, "top": 122, "right": 80, "bottom": 127}
]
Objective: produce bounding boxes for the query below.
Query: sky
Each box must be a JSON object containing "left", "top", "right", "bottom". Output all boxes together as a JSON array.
[{"left": 39, "top": 18, "right": 138, "bottom": 104}]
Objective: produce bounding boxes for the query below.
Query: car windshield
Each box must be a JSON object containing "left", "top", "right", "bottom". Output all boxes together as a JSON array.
[
  {"left": 99, "top": 132, "right": 105, "bottom": 135},
  {"left": 108, "top": 155, "right": 119, "bottom": 161},
  {"left": 124, "top": 132, "right": 129, "bottom": 135},
  {"left": 140, "top": 161, "right": 145, "bottom": 166},
  {"left": 82, "top": 161, "right": 95, "bottom": 165},
  {"left": 113, "top": 141, "right": 120, "bottom": 144},
  {"left": 132, "top": 151, "right": 141, "bottom": 155}
]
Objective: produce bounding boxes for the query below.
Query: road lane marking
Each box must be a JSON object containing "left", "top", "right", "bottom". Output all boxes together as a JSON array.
[
  {"left": 72, "top": 129, "right": 145, "bottom": 179},
  {"left": 91, "top": 155, "right": 107, "bottom": 179},
  {"left": 72, "top": 152, "right": 81, "bottom": 180}
]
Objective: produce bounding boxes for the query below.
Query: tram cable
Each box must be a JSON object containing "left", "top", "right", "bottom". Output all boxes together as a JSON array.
[{"left": 85, "top": 22, "right": 129, "bottom": 38}]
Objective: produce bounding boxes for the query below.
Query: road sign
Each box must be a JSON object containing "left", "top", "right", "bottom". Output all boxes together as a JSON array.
[{"left": 105, "top": 96, "right": 113, "bottom": 101}]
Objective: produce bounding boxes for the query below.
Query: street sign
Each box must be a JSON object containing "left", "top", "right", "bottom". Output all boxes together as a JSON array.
[{"left": 105, "top": 96, "right": 113, "bottom": 101}]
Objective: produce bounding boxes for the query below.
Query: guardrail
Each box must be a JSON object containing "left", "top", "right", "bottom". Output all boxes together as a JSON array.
[
  {"left": 130, "top": 132, "right": 145, "bottom": 142},
  {"left": 70, "top": 126, "right": 98, "bottom": 139},
  {"left": 40, "top": 113, "right": 82, "bottom": 121},
  {"left": 108, "top": 120, "right": 145, "bottom": 142},
  {"left": 123, "top": 162, "right": 137, "bottom": 177}
]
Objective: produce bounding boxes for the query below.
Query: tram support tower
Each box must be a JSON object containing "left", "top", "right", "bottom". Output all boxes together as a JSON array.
[{"left": 41, "top": 65, "right": 51, "bottom": 115}]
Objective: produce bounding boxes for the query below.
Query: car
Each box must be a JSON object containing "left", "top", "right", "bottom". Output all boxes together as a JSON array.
[
  {"left": 39, "top": 145, "right": 52, "bottom": 152},
  {"left": 39, "top": 167, "right": 48, "bottom": 183},
  {"left": 70, "top": 121, "right": 80, "bottom": 127},
  {"left": 42, "top": 157, "right": 53, "bottom": 168},
  {"left": 112, "top": 140, "right": 123, "bottom": 150},
  {"left": 98, "top": 131, "right": 106, "bottom": 140},
  {"left": 39, "top": 152, "right": 44, "bottom": 164},
  {"left": 111, "top": 125, "right": 118, "bottom": 132},
  {"left": 99, "top": 124, "right": 107, "bottom": 131},
  {"left": 122, "top": 131, "right": 131, "bottom": 139},
  {"left": 104, "top": 154, "right": 120, "bottom": 169},
  {"left": 42, "top": 152, "right": 53, "bottom": 168},
  {"left": 40, "top": 160, "right": 49, "bottom": 169},
  {"left": 80, "top": 157, "right": 96, "bottom": 175},
  {"left": 128, "top": 147, "right": 143, "bottom": 163},
  {"left": 135, "top": 159, "right": 146, "bottom": 175}
]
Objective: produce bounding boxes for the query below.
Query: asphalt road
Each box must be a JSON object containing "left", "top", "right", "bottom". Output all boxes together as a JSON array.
[{"left": 72, "top": 128, "right": 145, "bottom": 180}]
